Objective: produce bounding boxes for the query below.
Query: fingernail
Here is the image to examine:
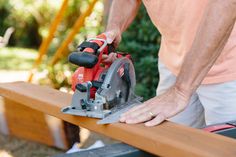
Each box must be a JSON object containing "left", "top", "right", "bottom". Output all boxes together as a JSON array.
[
  {"left": 119, "top": 117, "right": 125, "bottom": 122},
  {"left": 145, "top": 122, "right": 152, "bottom": 127},
  {"left": 107, "top": 38, "right": 113, "bottom": 44},
  {"left": 126, "top": 119, "right": 133, "bottom": 124}
]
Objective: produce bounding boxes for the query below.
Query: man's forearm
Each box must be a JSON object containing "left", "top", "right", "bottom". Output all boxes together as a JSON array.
[
  {"left": 106, "top": 0, "right": 141, "bottom": 32},
  {"left": 175, "top": 0, "right": 236, "bottom": 97}
]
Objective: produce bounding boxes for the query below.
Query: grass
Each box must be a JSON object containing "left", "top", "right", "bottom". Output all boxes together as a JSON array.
[{"left": 0, "top": 47, "right": 37, "bottom": 70}]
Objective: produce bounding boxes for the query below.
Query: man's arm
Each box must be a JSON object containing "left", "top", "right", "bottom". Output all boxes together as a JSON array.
[
  {"left": 105, "top": 0, "right": 141, "bottom": 46},
  {"left": 175, "top": 0, "right": 236, "bottom": 97},
  {"left": 107, "top": 0, "right": 141, "bottom": 32},
  {"left": 120, "top": 0, "right": 236, "bottom": 126},
  {"left": 102, "top": 0, "right": 141, "bottom": 62}
]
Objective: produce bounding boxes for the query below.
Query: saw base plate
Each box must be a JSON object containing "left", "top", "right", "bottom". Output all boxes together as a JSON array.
[{"left": 61, "top": 106, "right": 111, "bottom": 118}]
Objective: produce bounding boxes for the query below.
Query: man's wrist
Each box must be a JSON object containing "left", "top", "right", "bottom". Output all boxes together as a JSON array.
[
  {"left": 173, "top": 83, "right": 195, "bottom": 100},
  {"left": 106, "top": 24, "right": 122, "bottom": 33}
]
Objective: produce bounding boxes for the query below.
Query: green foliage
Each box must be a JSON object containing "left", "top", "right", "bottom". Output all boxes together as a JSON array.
[
  {"left": 0, "top": 47, "right": 37, "bottom": 70},
  {"left": 118, "top": 5, "right": 161, "bottom": 100},
  {"left": 38, "top": 59, "right": 73, "bottom": 90},
  {"left": 0, "top": 0, "right": 97, "bottom": 49},
  {"left": 0, "top": 0, "right": 43, "bottom": 47}
]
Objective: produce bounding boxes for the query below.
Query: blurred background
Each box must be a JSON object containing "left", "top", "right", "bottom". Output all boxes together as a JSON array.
[{"left": 0, "top": 0, "right": 161, "bottom": 156}]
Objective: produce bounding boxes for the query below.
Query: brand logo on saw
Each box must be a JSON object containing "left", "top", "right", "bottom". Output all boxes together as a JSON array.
[
  {"left": 78, "top": 74, "right": 83, "bottom": 81},
  {"left": 118, "top": 65, "right": 125, "bottom": 77}
]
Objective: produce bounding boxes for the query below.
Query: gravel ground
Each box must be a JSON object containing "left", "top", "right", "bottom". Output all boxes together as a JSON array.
[
  {"left": 0, "top": 133, "right": 63, "bottom": 157},
  {"left": 0, "top": 129, "right": 117, "bottom": 157}
]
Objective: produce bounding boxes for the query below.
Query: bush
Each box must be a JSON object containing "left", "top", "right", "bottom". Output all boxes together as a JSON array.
[
  {"left": 0, "top": 0, "right": 95, "bottom": 49},
  {"left": 0, "top": 0, "right": 42, "bottom": 47}
]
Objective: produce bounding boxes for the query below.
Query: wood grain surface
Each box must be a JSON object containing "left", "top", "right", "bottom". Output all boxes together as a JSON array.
[{"left": 1, "top": 82, "right": 236, "bottom": 157}]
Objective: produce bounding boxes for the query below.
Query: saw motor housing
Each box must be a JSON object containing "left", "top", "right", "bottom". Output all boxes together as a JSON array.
[{"left": 61, "top": 34, "right": 135, "bottom": 118}]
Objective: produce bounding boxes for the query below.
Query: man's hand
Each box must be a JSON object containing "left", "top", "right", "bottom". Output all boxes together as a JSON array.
[
  {"left": 119, "top": 86, "right": 191, "bottom": 127},
  {"left": 102, "top": 29, "right": 121, "bottom": 63},
  {"left": 105, "top": 29, "right": 122, "bottom": 48}
]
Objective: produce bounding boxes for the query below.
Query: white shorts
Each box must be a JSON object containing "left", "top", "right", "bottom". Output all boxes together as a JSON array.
[{"left": 156, "top": 61, "right": 236, "bottom": 128}]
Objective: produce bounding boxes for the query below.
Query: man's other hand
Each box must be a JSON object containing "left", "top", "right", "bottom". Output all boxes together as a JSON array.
[{"left": 119, "top": 86, "right": 191, "bottom": 127}]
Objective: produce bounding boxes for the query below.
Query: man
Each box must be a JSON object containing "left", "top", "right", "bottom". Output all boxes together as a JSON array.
[{"left": 103, "top": 0, "right": 236, "bottom": 128}]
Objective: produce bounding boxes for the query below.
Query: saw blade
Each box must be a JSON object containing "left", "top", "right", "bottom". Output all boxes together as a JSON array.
[
  {"left": 97, "top": 96, "right": 142, "bottom": 124},
  {"left": 99, "top": 58, "right": 136, "bottom": 109}
]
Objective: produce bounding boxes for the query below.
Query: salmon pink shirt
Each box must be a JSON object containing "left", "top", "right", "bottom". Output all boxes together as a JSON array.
[{"left": 143, "top": 0, "right": 236, "bottom": 84}]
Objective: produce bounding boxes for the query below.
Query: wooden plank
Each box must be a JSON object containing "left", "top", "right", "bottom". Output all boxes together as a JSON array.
[{"left": 0, "top": 82, "right": 236, "bottom": 157}]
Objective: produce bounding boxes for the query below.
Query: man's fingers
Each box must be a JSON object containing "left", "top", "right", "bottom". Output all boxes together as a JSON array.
[
  {"left": 121, "top": 98, "right": 156, "bottom": 117},
  {"left": 120, "top": 104, "right": 147, "bottom": 122},
  {"left": 144, "top": 113, "right": 166, "bottom": 127},
  {"left": 105, "top": 31, "right": 116, "bottom": 44},
  {"left": 120, "top": 105, "right": 144, "bottom": 122},
  {"left": 104, "top": 29, "right": 121, "bottom": 47},
  {"left": 122, "top": 105, "right": 151, "bottom": 121},
  {"left": 102, "top": 53, "right": 117, "bottom": 63},
  {"left": 121, "top": 104, "right": 145, "bottom": 117},
  {"left": 120, "top": 99, "right": 158, "bottom": 123},
  {"left": 102, "top": 54, "right": 108, "bottom": 59},
  {"left": 125, "top": 111, "right": 154, "bottom": 124}
]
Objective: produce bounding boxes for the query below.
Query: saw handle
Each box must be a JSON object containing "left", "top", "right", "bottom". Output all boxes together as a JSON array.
[
  {"left": 107, "top": 44, "right": 115, "bottom": 54},
  {"left": 70, "top": 33, "right": 117, "bottom": 92},
  {"left": 68, "top": 34, "right": 115, "bottom": 68},
  {"left": 68, "top": 52, "right": 98, "bottom": 68}
]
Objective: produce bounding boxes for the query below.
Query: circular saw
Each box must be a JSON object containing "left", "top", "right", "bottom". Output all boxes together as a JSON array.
[{"left": 61, "top": 34, "right": 142, "bottom": 124}]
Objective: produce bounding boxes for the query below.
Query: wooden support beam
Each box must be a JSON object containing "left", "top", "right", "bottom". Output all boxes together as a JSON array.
[
  {"left": 3, "top": 98, "right": 60, "bottom": 146},
  {"left": 50, "top": 0, "right": 98, "bottom": 66},
  {"left": 28, "top": 0, "right": 69, "bottom": 82},
  {"left": 0, "top": 82, "right": 236, "bottom": 157},
  {"left": 0, "top": 83, "right": 80, "bottom": 149}
]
